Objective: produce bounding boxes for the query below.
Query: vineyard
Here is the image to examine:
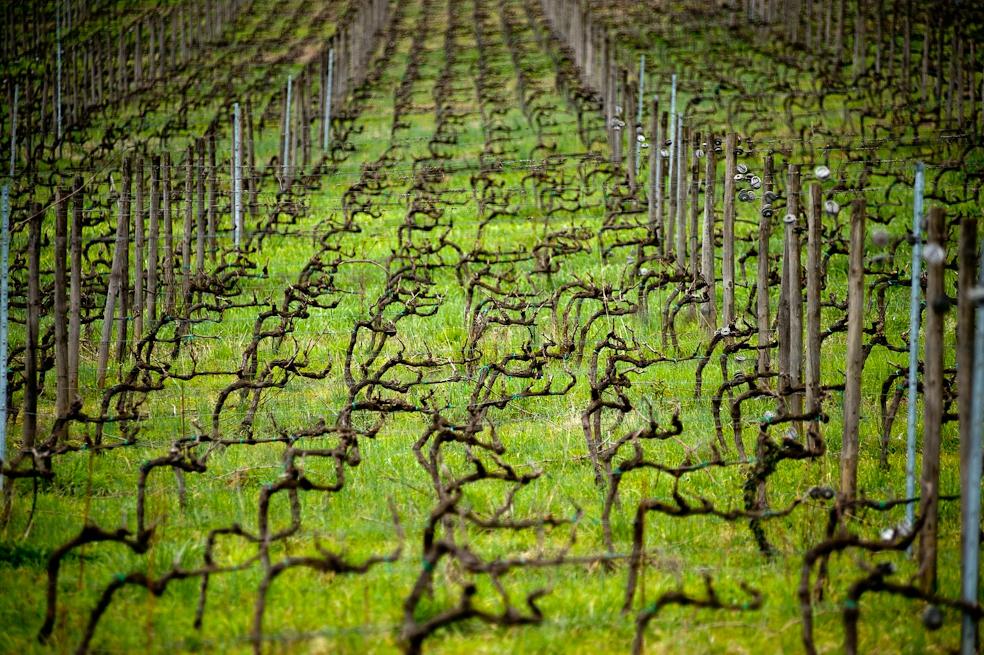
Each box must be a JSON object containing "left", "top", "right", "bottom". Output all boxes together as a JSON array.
[{"left": 1, "top": 0, "right": 984, "bottom": 652}]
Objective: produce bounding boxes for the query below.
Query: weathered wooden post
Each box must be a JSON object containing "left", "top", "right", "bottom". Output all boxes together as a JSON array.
[
  {"left": 207, "top": 131, "right": 219, "bottom": 259},
  {"left": 114, "top": 163, "right": 131, "bottom": 366},
  {"left": 98, "top": 158, "right": 131, "bottom": 386},
  {"left": 54, "top": 189, "right": 70, "bottom": 440},
  {"left": 163, "top": 151, "right": 175, "bottom": 316},
  {"left": 757, "top": 154, "right": 774, "bottom": 377},
  {"left": 195, "top": 139, "right": 205, "bottom": 277},
  {"left": 245, "top": 100, "right": 257, "bottom": 220},
  {"left": 56, "top": 2, "right": 63, "bottom": 141},
  {"left": 687, "top": 129, "right": 700, "bottom": 284},
  {"left": 69, "top": 176, "right": 82, "bottom": 402},
  {"left": 133, "top": 157, "right": 145, "bottom": 345},
  {"left": 625, "top": 79, "right": 637, "bottom": 192},
  {"left": 24, "top": 206, "right": 41, "bottom": 447},
  {"left": 805, "top": 182, "right": 822, "bottom": 451},
  {"left": 182, "top": 144, "right": 193, "bottom": 310},
  {"left": 647, "top": 97, "right": 660, "bottom": 241},
  {"left": 785, "top": 165, "right": 803, "bottom": 432},
  {"left": 147, "top": 155, "right": 160, "bottom": 324},
  {"left": 722, "top": 132, "right": 737, "bottom": 327},
  {"left": 323, "top": 47, "right": 334, "bottom": 151},
  {"left": 840, "top": 198, "right": 866, "bottom": 504}
]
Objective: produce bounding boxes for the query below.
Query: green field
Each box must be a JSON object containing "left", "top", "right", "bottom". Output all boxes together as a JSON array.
[{"left": 0, "top": 0, "right": 980, "bottom": 653}]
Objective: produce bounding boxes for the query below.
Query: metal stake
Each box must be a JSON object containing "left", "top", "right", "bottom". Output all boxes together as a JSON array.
[
  {"left": 233, "top": 102, "right": 242, "bottom": 249},
  {"left": 905, "top": 162, "right": 925, "bottom": 536},
  {"left": 282, "top": 75, "right": 292, "bottom": 181},
  {"left": 960, "top": 244, "right": 984, "bottom": 655}
]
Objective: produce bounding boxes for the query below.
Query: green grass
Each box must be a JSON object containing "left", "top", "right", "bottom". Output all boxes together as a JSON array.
[{"left": 0, "top": 0, "right": 976, "bottom": 653}]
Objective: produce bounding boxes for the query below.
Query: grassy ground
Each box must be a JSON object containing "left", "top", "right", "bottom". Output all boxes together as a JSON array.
[{"left": 0, "top": 0, "right": 973, "bottom": 653}]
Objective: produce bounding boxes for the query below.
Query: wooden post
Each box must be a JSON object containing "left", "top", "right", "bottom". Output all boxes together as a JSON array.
[
  {"left": 69, "top": 176, "right": 82, "bottom": 402},
  {"left": 133, "top": 158, "right": 145, "bottom": 346},
  {"left": 946, "top": 26, "right": 957, "bottom": 125},
  {"left": 300, "top": 73, "right": 311, "bottom": 171},
  {"left": 56, "top": 5, "right": 63, "bottom": 142},
  {"left": 98, "top": 158, "right": 130, "bottom": 387},
  {"left": 805, "top": 183, "right": 823, "bottom": 451},
  {"left": 54, "top": 189, "right": 70, "bottom": 441},
  {"left": 918, "top": 206, "right": 946, "bottom": 592},
  {"left": 902, "top": 0, "right": 911, "bottom": 96},
  {"left": 182, "top": 145, "right": 193, "bottom": 308},
  {"left": 722, "top": 132, "right": 737, "bottom": 327},
  {"left": 113, "top": 162, "right": 130, "bottom": 365},
  {"left": 835, "top": 0, "right": 845, "bottom": 63},
  {"left": 195, "top": 138, "right": 205, "bottom": 277},
  {"left": 163, "top": 151, "right": 175, "bottom": 316},
  {"left": 785, "top": 165, "right": 804, "bottom": 432},
  {"left": 625, "top": 80, "right": 636, "bottom": 191},
  {"left": 956, "top": 215, "right": 978, "bottom": 601},
  {"left": 668, "top": 72, "right": 676, "bottom": 208},
  {"left": 840, "top": 198, "right": 866, "bottom": 503},
  {"left": 23, "top": 206, "right": 41, "bottom": 447},
  {"left": 920, "top": 21, "right": 930, "bottom": 105},
  {"left": 658, "top": 111, "right": 668, "bottom": 254},
  {"left": 134, "top": 21, "right": 142, "bottom": 84},
  {"left": 667, "top": 123, "right": 677, "bottom": 260},
  {"left": 688, "top": 129, "right": 700, "bottom": 284},
  {"left": 757, "top": 154, "right": 774, "bottom": 377},
  {"left": 147, "top": 155, "right": 160, "bottom": 324},
  {"left": 933, "top": 20, "right": 942, "bottom": 112},
  {"left": 852, "top": 0, "right": 867, "bottom": 81},
  {"left": 207, "top": 131, "right": 217, "bottom": 261},
  {"left": 245, "top": 99, "right": 257, "bottom": 220},
  {"left": 322, "top": 48, "right": 334, "bottom": 151}
]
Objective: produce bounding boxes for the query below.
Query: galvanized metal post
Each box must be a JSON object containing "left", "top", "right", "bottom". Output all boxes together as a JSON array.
[
  {"left": 668, "top": 73, "right": 677, "bottom": 200},
  {"left": 282, "top": 75, "right": 292, "bottom": 181},
  {"left": 0, "top": 84, "right": 16, "bottom": 488},
  {"left": 322, "top": 48, "right": 334, "bottom": 151},
  {"left": 960, "top": 244, "right": 984, "bottom": 655},
  {"left": 905, "top": 162, "right": 925, "bottom": 535},
  {"left": 233, "top": 102, "right": 242, "bottom": 249}
]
